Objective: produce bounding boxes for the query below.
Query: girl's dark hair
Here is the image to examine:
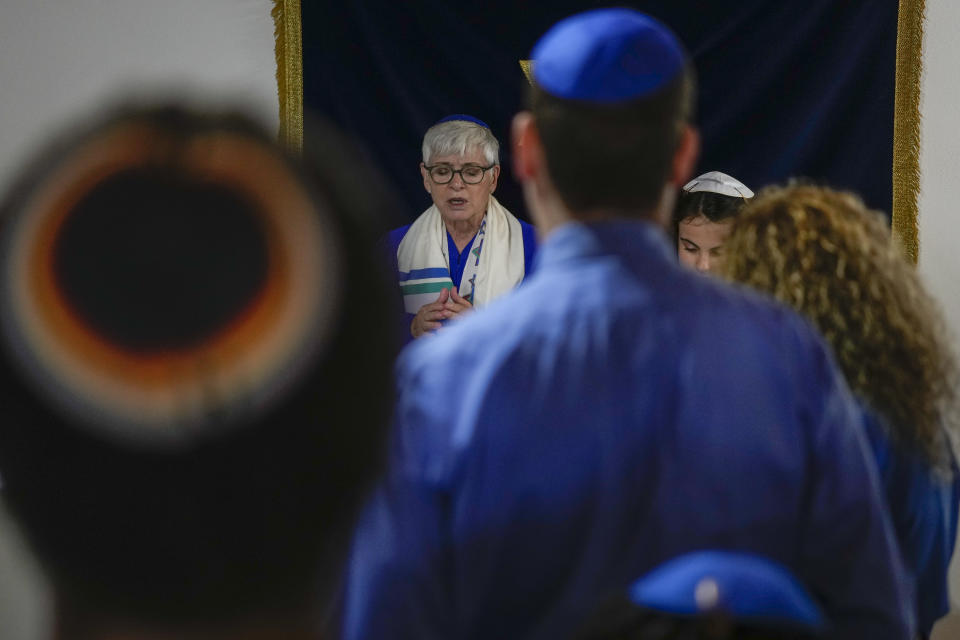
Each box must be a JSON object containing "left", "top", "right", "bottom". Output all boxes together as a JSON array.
[{"left": 671, "top": 191, "right": 750, "bottom": 241}]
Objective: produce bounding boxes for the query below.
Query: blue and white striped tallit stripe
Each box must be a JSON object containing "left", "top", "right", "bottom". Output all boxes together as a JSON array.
[{"left": 399, "top": 267, "right": 454, "bottom": 313}]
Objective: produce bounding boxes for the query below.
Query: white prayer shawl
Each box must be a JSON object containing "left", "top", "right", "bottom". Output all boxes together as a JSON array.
[{"left": 397, "top": 196, "right": 525, "bottom": 314}]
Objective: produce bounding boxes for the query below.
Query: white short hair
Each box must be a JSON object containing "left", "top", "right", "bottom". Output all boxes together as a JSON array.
[{"left": 421, "top": 120, "right": 499, "bottom": 166}]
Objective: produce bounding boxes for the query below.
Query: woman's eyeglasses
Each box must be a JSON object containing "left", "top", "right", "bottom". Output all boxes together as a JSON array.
[{"left": 425, "top": 163, "right": 494, "bottom": 185}]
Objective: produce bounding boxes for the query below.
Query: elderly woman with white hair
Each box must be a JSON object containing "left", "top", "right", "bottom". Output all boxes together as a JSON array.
[{"left": 386, "top": 115, "right": 537, "bottom": 342}]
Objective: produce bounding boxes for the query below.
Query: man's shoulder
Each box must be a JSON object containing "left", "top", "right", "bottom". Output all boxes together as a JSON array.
[
  {"left": 695, "top": 275, "right": 803, "bottom": 329},
  {"left": 402, "top": 263, "right": 821, "bottom": 377},
  {"left": 689, "top": 276, "right": 833, "bottom": 373},
  {"left": 396, "top": 260, "right": 852, "bottom": 488}
]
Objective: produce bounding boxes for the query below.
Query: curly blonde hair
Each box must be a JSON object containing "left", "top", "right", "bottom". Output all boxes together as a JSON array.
[{"left": 723, "top": 184, "right": 959, "bottom": 471}]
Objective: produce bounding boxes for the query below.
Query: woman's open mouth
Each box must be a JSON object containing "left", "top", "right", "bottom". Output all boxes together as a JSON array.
[{"left": 448, "top": 198, "right": 468, "bottom": 208}]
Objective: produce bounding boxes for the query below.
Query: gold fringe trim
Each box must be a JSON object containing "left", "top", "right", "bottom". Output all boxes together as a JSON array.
[
  {"left": 519, "top": 59, "right": 534, "bottom": 85},
  {"left": 892, "top": 0, "right": 925, "bottom": 263},
  {"left": 272, "top": 0, "right": 303, "bottom": 154}
]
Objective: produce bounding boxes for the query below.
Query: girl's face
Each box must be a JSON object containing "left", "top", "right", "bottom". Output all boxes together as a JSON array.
[{"left": 677, "top": 215, "right": 733, "bottom": 274}]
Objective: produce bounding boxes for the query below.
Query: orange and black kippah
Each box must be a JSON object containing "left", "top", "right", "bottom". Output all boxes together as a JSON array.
[{"left": 0, "top": 116, "right": 341, "bottom": 447}]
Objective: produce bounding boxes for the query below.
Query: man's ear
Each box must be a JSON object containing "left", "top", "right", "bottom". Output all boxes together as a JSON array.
[
  {"left": 670, "top": 126, "right": 700, "bottom": 188},
  {"left": 511, "top": 111, "right": 542, "bottom": 182},
  {"left": 420, "top": 162, "right": 431, "bottom": 193},
  {"left": 489, "top": 164, "right": 500, "bottom": 193}
]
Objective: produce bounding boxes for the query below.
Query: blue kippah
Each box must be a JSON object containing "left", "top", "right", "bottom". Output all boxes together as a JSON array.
[
  {"left": 435, "top": 114, "right": 490, "bottom": 129},
  {"left": 531, "top": 8, "right": 686, "bottom": 103},
  {"left": 629, "top": 551, "right": 825, "bottom": 631}
]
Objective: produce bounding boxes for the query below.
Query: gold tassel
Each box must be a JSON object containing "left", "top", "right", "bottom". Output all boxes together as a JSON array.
[
  {"left": 272, "top": 0, "right": 303, "bottom": 154},
  {"left": 892, "top": 0, "right": 925, "bottom": 263},
  {"left": 519, "top": 60, "right": 534, "bottom": 86}
]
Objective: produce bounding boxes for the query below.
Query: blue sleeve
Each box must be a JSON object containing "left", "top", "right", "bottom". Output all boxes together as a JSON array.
[
  {"left": 384, "top": 225, "right": 416, "bottom": 347},
  {"left": 911, "top": 455, "right": 960, "bottom": 636},
  {"left": 520, "top": 219, "right": 538, "bottom": 279},
  {"left": 342, "top": 348, "right": 456, "bottom": 640},
  {"left": 789, "top": 325, "right": 915, "bottom": 639},
  {"left": 861, "top": 409, "right": 960, "bottom": 636}
]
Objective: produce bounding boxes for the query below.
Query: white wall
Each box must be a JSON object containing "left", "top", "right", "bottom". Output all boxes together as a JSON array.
[
  {"left": 0, "top": 2, "right": 278, "bottom": 637},
  {"left": 0, "top": 0, "right": 278, "bottom": 194},
  {"left": 919, "top": 0, "right": 960, "bottom": 361},
  {"left": 919, "top": 0, "right": 960, "bottom": 616}
]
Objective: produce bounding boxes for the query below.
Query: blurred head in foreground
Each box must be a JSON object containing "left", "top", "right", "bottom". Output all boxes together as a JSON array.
[
  {"left": 572, "top": 552, "right": 824, "bottom": 640},
  {"left": 673, "top": 171, "right": 753, "bottom": 274},
  {"left": 0, "top": 105, "right": 395, "bottom": 638},
  {"left": 723, "top": 184, "right": 958, "bottom": 472}
]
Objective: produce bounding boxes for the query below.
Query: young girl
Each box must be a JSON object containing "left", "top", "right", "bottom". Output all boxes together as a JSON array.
[{"left": 672, "top": 171, "right": 753, "bottom": 274}]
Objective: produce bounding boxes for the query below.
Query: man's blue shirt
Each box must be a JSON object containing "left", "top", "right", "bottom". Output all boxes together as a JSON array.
[{"left": 348, "top": 221, "right": 913, "bottom": 640}]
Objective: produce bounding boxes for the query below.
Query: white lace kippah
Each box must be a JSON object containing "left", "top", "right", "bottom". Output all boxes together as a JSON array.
[{"left": 682, "top": 171, "right": 754, "bottom": 198}]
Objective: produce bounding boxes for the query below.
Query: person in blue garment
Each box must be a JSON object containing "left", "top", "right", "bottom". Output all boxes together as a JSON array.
[
  {"left": 723, "top": 184, "right": 960, "bottom": 638},
  {"left": 572, "top": 551, "right": 826, "bottom": 639},
  {"left": 0, "top": 105, "right": 396, "bottom": 640},
  {"left": 385, "top": 115, "right": 536, "bottom": 342},
  {"left": 343, "top": 8, "right": 913, "bottom": 640},
  {"left": 672, "top": 171, "right": 754, "bottom": 275}
]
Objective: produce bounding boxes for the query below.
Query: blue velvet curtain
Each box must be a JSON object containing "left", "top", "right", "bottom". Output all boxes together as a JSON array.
[{"left": 302, "top": 1, "right": 897, "bottom": 229}]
